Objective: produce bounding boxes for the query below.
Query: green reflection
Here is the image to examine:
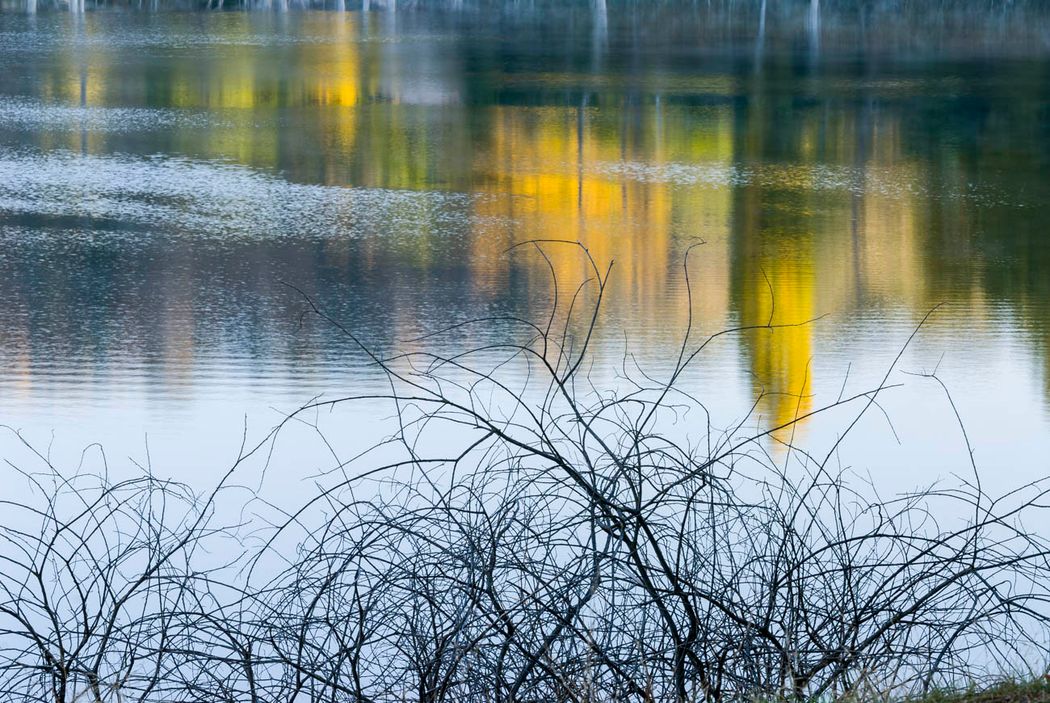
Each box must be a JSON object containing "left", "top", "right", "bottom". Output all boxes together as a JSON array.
[{"left": 2, "top": 5, "right": 1049, "bottom": 426}]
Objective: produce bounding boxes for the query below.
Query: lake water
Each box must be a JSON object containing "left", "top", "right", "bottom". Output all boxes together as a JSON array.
[{"left": 1, "top": 2, "right": 1049, "bottom": 490}]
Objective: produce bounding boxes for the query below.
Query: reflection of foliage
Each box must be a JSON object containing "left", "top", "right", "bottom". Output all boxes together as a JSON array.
[{"left": 4, "top": 0, "right": 1050, "bottom": 412}]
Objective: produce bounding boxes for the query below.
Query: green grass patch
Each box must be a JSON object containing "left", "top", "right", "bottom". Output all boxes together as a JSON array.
[{"left": 904, "top": 680, "right": 1050, "bottom": 703}]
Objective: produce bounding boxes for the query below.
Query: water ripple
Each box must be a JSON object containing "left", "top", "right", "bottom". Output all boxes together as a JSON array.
[{"left": 0, "top": 147, "right": 489, "bottom": 240}]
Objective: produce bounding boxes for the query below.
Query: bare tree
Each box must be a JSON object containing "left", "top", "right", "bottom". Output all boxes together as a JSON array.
[{"left": 2, "top": 242, "right": 1049, "bottom": 701}]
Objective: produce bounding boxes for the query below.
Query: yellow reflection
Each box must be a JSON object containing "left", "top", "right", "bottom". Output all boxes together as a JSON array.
[
  {"left": 738, "top": 242, "right": 816, "bottom": 442},
  {"left": 19, "top": 18, "right": 992, "bottom": 439},
  {"left": 469, "top": 104, "right": 734, "bottom": 341}
]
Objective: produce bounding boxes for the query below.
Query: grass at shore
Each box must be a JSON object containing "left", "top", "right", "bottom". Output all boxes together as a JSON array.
[{"left": 907, "top": 680, "right": 1050, "bottom": 703}]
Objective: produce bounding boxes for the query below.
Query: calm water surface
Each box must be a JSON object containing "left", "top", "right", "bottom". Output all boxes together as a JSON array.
[{"left": 1, "top": 3, "right": 1049, "bottom": 487}]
